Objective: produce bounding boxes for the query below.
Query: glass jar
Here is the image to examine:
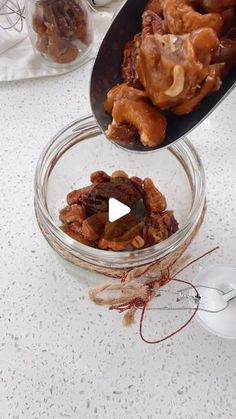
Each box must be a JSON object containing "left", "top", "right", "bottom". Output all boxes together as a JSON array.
[
  {"left": 34, "top": 115, "right": 206, "bottom": 277},
  {"left": 26, "top": 0, "right": 94, "bottom": 69}
]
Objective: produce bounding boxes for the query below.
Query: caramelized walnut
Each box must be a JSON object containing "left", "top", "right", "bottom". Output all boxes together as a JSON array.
[
  {"left": 59, "top": 204, "right": 86, "bottom": 224},
  {"left": 121, "top": 7, "right": 166, "bottom": 91},
  {"left": 130, "top": 176, "right": 143, "bottom": 187},
  {"left": 81, "top": 212, "right": 108, "bottom": 241},
  {"left": 102, "top": 213, "right": 139, "bottom": 240},
  {"left": 111, "top": 170, "right": 129, "bottom": 178},
  {"left": 142, "top": 10, "right": 165, "bottom": 39},
  {"left": 105, "top": 122, "right": 138, "bottom": 143},
  {"left": 136, "top": 28, "right": 220, "bottom": 110},
  {"left": 130, "top": 176, "right": 144, "bottom": 195},
  {"left": 143, "top": 178, "right": 167, "bottom": 213},
  {"left": 32, "top": 0, "right": 90, "bottom": 64},
  {"left": 90, "top": 171, "right": 110, "bottom": 184},
  {"left": 145, "top": 0, "right": 163, "bottom": 15},
  {"left": 143, "top": 225, "right": 167, "bottom": 245},
  {"left": 60, "top": 172, "right": 179, "bottom": 251},
  {"left": 199, "top": 0, "right": 236, "bottom": 12},
  {"left": 150, "top": 211, "right": 179, "bottom": 235},
  {"left": 162, "top": 0, "right": 223, "bottom": 35},
  {"left": 122, "top": 35, "right": 142, "bottom": 87},
  {"left": 67, "top": 185, "right": 93, "bottom": 205},
  {"left": 47, "top": 23, "right": 79, "bottom": 64},
  {"left": 98, "top": 223, "right": 144, "bottom": 250},
  {"left": 131, "top": 235, "right": 145, "bottom": 249},
  {"left": 190, "top": 28, "right": 220, "bottom": 65},
  {"left": 98, "top": 213, "right": 144, "bottom": 251},
  {"left": 212, "top": 38, "right": 236, "bottom": 77},
  {"left": 60, "top": 223, "right": 95, "bottom": 247},
  {"left": 144, "top": 211, "right": 179, "bottom": 245},
  {"left": 221, "top": 8, "right": 236, "bottom": 35},
  {"left": 82, "top": 178, "right": 142, "bottom": 215},
  {"left": 172, "top": 63, "right": 223, "bottom": 114},
  {"left": 51, "top": 1, "right": 74, "bottom": 38},
  {"left": 52, "top": 0, "right": 90, "bottom": 44}
]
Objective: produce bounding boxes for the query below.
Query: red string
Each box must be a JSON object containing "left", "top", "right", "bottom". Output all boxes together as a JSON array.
[
  {"left": 110, "top": 297, "right": 144, "bottom": 313},
  {"left": 139, "top": 246, "right": 219, "bottom": 344},
  {"left": 139, "top": 278, "right": 200, "bottom": 344},
  {"left": 109, "top": 246, "right": 219, "bottom": 345},
  {"left": 174, "top": 246, "right": 220, "bottom": 276}
]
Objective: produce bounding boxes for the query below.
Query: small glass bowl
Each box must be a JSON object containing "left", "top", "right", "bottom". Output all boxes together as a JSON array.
[{"left": 34, "top": 115, "right": 206, "bottom": 274}]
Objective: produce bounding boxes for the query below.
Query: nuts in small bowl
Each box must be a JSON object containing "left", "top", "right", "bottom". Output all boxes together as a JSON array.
[{"left": 59, "top": 170, "right": 179, "bottom": 251}]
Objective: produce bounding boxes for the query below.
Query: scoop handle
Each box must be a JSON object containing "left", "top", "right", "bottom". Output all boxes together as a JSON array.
[{"left": 222, "top": 289, "right": 236, "bottom": 302}]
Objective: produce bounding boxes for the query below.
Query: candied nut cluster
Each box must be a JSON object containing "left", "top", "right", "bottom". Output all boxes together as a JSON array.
[
  {"left": 32, "top": 0, "right": 91, "bottom": 64},
  {"left": 105, "top": 0, "right": 236, "bottom": 147},
  {"left": 59, "top": 170, "right": 179, "bottom": 251}
]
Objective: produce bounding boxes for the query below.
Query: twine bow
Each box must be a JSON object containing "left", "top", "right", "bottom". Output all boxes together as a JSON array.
[{"left": 89, "top": 246, "right": 219, "bottom": 343}]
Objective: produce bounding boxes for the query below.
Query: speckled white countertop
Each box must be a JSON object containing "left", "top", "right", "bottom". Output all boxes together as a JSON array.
[{"left": 1, "top": 35, "right": 236, "bottom": 419}]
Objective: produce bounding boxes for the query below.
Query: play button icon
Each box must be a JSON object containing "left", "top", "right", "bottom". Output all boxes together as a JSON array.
[{"left": 108, "top": 198, "right": 131, "bottom": 222}]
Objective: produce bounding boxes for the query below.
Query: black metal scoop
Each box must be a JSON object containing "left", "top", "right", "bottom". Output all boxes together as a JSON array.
[{"left": 90, "top": 0, "right": 236, "bottom": 152}]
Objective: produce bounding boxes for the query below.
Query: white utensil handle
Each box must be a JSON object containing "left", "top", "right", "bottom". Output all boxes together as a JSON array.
[{"left": 223, "top": 289, "right": 236, "bottom": 302}]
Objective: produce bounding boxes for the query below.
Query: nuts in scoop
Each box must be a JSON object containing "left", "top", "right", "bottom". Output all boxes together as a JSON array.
[{"left": 104, "top": 0, "right": 236, "bottom": 147}]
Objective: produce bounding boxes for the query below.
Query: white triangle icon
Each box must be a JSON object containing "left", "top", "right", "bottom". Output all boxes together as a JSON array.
[{"left": 108, "top": 198, "right": 131, "bottom": 222}]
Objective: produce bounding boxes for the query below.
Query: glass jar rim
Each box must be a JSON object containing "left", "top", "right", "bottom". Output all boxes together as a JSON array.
[{"left": 34, "top": 115, "right": 206, "bottom": 268}]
